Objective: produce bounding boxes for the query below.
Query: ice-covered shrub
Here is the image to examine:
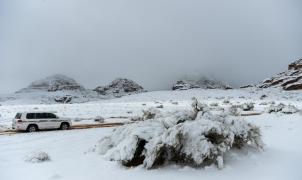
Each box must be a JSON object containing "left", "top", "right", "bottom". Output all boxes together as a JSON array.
[
  {"left": 268, "top": 103, "right": 299, "bottom": 114},
  {"left": 24, "top": 151, "right": 50, "bottom": 163},
  {"left": 97, "top": 100, "right": 263, "bottom": 169}
]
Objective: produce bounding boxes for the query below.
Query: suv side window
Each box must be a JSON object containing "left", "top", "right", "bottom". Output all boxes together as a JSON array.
[
  {"left": 36, "top": 113, "right": 48, "bottom": 119},
  {"left": 47, "top": 113, "right": 57, "bottom": 119},
  {"left": 15, "top": 113, "right": 22, "bottom": 119},
  {"left": 26, "top": 113, "right": 35, "bottom": 119}
]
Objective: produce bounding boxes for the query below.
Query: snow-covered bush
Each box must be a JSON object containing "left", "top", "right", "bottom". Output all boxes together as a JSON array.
[
  {"left": 259, "top": 102, "right": 268, "bottom": 106},
  {"left": 281, "top": 105, "right": 299, "bottom": 114},
  {"left": 226, "top": 105, "right": 242, "bottom": 116},
  {"left": 24, "top": 151, "right": 50, "bottom": 163},
  {"left": 268, "top": 103, "right": 284, "bottom": 113},
  {"left": 260, "top": 95, "right": 267, "bottom": 100},
  {"left": 171, "top": 101, "right": 179, "bottom": 105},
  {"left": 97, "top": 100, "right": 263, "bottom": 169},
  {"left": 0, "top": 125, "right": 6, "bottom": 132},
  {"left": 95, "top": 116, "right": 105, "bottom": 123},
  {"left": 210, "top": 102, "right": 219, "bottom": 107},
  {"left": 130, "top": 108, "right": 161, "bottom": 122},
  {"left": 156, "top": 105, "right": 164, "bottom": 108},
  {"left": 241, "top": 102, "right": 254, "bottom": 111},
  {"left": 223, "top": 99, "right": 230, "bottom": 104},
  {"left": 142, "top": 108, "right": 160, "bottom": 120},
  {"left": 268, "top": 103, "right": 299, "bottom": 114},
  {"left": 130, "top": 116, "right": 143, "bottom": 122}
]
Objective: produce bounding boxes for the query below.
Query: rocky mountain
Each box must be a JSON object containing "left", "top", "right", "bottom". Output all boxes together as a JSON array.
[
  {"left": 16, "top": 74, "right": 85, "bottom": 93},
  {"left": 258, "top": 58, "right": 302, "bottom": 90},
  {"left": 172, "top": 76, "right": 232, "bottom": 90},
  {"left": 0, "top": 76, "right": 146, "bottom": 105},
  {"left": 11, "top": 74, "right": 99, "bottom": 104},
  {"left": 94, "top": 78, "right": 145, "bottom": 97}
]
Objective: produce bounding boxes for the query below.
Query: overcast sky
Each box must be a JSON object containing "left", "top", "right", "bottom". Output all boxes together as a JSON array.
[{"left": 0, "top": 0, "right": 301, "bottom": 93}]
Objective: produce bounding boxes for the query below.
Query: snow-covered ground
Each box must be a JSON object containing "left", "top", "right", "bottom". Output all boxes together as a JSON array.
[
  {"left": 0, "top": 88, "right": 301, "bottom": 180},
  {"left": 1, "top": 88, "right": 301, "bottom": 130}
]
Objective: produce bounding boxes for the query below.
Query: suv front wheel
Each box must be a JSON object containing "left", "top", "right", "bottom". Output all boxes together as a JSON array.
[{"left": 60, "top": 123, "right": 70, "bottom": 130}]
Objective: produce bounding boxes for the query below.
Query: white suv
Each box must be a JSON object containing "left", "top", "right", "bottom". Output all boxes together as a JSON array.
[{"left": 12, "top": 112, "right": 72, "bottom": 132}]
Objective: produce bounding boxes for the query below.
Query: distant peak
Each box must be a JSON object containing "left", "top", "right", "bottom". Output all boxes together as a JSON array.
[
  {"left": 16, "top": 74, "right": 84, "bottom": 93},
  {"left": 172, "top": 76, "right": 232, "bottom": 90},
  {"left": 94, "top": 78, "right": 145, "bottom": 97}
]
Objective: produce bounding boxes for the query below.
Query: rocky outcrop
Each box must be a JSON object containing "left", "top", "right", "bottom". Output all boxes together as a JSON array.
[
  {"left": 240, "top": 84, "right": 255, "bottom": 89},
  {"left": 172, "top": 77, "right": 232, "bottom": 90},
  {"left": 258, "top": 58, "right": 302, "bottom": 90},
  {"left": 288, "top": 59, "right": 302, "bottom": 70},
  {"left": 94, "top": 78, "right": 145, "bottom": 97},
  {"left": 172, "top": 80, "right": 200, "bottom": 90},
  {"left": 16, "top": 74, "right": 84, "bottom": 93},
  {"left": 54, "top": 95, "right": 73, "bottom": 103}
]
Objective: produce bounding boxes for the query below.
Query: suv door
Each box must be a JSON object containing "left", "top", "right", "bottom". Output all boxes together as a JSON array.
[
  {"left": 35, "top": 113, "right": 48, "bottom": 130},
  {"left": 46, "top": 113, "right": 60, "bottom": 128}
]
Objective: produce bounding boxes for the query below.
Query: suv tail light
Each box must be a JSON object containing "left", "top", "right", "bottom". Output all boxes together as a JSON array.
[{"left": 17, "top": 119, "right": 23, "bottom": 123}]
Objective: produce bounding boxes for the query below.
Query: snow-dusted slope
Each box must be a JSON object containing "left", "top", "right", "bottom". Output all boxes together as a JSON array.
[{"left": 258, "top": 58, "right": 302, "bottom": 90}]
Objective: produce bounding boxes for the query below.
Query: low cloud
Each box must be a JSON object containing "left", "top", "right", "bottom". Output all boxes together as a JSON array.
[{"left": 0, "top": 0, "right": 301, "bottom": 93}]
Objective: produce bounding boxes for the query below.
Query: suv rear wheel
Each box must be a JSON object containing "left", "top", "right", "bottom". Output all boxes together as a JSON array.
[
  {"left": 60, "top": 123, "right": 70, "bottom": 130},
  {"left": 27, "top": 125, "right": 38, "bottom": 132}
]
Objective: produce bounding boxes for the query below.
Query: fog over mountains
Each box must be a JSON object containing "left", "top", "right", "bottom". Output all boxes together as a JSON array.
[{"left": 1, "top": 0, "right": 302, "bottom": 93}]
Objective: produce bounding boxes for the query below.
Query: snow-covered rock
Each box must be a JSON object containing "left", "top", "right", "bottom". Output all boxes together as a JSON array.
[
  {"left": 98, "top": 101, "right": 263, "bottom": 169},
  {"left": 258, "top": 58, "right": 302, "bottom": 90},
  {"left": 172, "top": 76, "right": 232, "bottom": 90},
  {"left": 94, "top": 78, "right": 145, "bottom": 97},
  {"left": 16, "top": 74, "right": 84, "bottom": 93}
]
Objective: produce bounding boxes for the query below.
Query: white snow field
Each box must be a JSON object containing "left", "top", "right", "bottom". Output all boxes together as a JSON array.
[{"left": 0, "top": 88, "right": 302, "bottom": 180}]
